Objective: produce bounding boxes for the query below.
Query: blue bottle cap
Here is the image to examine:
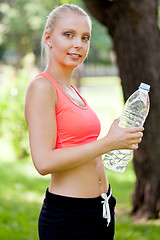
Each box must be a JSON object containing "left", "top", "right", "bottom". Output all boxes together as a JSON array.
[{"left": 139, "top": 82, "right": 150, "bottom": 92}]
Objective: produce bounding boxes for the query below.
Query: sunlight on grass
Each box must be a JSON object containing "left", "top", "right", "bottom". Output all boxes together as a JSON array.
[
  {"left": 0, "top": 139, "right": 15, "bottom": 162},
  {"left": 20, "top": 191, "right": 43, "bottom": 203}
]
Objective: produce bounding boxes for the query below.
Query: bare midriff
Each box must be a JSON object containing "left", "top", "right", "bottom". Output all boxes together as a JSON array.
[{"left": 49, "top": 156, "right": 109, "bottom": 198}]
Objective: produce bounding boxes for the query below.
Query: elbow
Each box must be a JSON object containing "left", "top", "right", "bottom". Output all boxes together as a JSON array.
[
  {"left": 33, "top": 156, "right": 51, "bottom": 176},
  {"left": 31, "top": 150, "right": 56, "bottom": 175},
  {"left": 37, "top": 167, "right": 48, "bottom": 176},
  {"left": 35, "top": 163, "right": 50, "bottom": 176}
]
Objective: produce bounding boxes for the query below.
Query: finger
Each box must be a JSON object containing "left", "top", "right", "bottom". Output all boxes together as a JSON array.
[
  {"left": 113, "top": 117, "right": 120, "bottom": 124},
  {"left": 131, "top": 132, "right": 143, "bottom": 138},
  {"left": 117, "top": 117, "right": 120, "bottom": 122},
  {"left": 130, "top": 144, "right": 139, "bottom": 150},
  {"left": 127, "top": 127, "right": 144, "bottom": 133},
  {"left": 135, "top": 138, "right": 142, "bottom": 144},
  {"left": 131, "top": 137, "right": 142, "bottom": 145}
]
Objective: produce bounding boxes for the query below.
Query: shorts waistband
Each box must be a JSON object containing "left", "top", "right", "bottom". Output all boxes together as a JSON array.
[{"left": 45, "top": 185, "right": 111, "bottom": 211}]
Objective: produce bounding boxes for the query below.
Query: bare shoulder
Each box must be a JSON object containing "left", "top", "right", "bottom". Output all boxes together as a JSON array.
[
  {"left": 25, "top": 76, "right": 57, "bottom": 125},
  {"left": 26, "top": 75, "right": 56, "bottom": 96}
]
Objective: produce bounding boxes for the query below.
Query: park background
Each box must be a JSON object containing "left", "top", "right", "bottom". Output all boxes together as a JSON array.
[{"left": 0, "top": 0, "right": 160, "bottom": 239}]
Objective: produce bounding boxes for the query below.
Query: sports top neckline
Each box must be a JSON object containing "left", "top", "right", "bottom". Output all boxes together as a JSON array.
[{"left": 40, "top": 72, "right": 88, "bottom": 110}]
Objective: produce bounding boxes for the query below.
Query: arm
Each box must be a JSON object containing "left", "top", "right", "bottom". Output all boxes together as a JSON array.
[{"left": 25, "top": 77, "right": 144, "bottom": 175}]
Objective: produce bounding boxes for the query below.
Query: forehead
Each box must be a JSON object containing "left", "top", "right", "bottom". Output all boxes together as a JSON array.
[{"left": 54, "top": 12, "right": 91, "bottom": 33}]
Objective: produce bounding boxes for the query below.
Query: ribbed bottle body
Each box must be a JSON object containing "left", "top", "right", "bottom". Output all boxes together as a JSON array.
[{"left": 103, "top": 84, "right": 150, "bottom": 173}]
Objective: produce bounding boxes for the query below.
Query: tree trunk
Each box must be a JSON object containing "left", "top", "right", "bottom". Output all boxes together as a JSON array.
[{"left": 83, "top": 0, "right": 160, "bottom": 219}]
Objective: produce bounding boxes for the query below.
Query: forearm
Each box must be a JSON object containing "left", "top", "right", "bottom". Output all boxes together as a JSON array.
[
  {"left": 30, "top": 118, "right": 144, "bottom": 175},
  {"left": 32, "top": 137, "right": 109, "bottom": 175}
]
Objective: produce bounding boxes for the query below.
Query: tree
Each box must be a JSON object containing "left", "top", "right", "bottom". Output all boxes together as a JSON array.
[
  {"left": 83, "top": 0, "right": 160, "bottom": 219},
  {"left": 0, "top": 0, "right": 60, "bottom": 67}
]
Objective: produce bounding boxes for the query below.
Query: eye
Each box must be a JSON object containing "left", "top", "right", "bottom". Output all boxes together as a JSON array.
[
  {"left": 64, "top": 32, "right": 74, "bottom": 38},
  {"left": 82, "top": 35, "right": 90, "bottom": 42}
]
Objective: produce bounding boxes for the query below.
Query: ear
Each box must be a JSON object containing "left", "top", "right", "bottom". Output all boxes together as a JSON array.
[{"left": 44, "top": 31, "right": 52, "bottom": 47}]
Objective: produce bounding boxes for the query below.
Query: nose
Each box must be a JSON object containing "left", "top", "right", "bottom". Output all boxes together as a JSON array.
[{"left": 73, "top": 37, "right": 82, "bottom": 49}]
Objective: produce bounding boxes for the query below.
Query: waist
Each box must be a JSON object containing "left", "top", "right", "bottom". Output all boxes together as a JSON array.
[
  {"left": 49, "top": 157, "right": 109, "bottom": 198},
  {"left": 45, "top": 185, "right": 111, "bottom": 211}
]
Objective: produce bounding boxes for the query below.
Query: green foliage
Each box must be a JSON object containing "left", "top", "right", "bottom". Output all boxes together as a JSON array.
[
  {"left": 88, "top": 18, "right": 113, "bottom": 64},
  {"left": 0, "top": 65, "right": 33, "bottom": 158},
  {"left": 60, "top": 0, "right": 77, "bottom": 4},
  {"left": 0, "top": 0, "right": 113, "bottom": 65},
  {"left": 0, "top": 0, "right": 60, "bottom": 64},
  {"left": 158, "top": 1, "right": 160, "bottom": 28}
]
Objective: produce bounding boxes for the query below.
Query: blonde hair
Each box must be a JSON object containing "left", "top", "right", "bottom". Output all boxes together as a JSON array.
[{"left": 41, "top": 4, "right": 91, "bottom": 69}]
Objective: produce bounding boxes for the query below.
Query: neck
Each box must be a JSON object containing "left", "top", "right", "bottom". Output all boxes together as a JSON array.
[{"left": 44, "top": 61, "right": 74, "bottom": 87}]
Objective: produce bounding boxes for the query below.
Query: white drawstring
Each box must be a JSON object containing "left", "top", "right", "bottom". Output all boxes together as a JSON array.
[{"left": 101, "top": 189, "right": 112, "bottom": 226}]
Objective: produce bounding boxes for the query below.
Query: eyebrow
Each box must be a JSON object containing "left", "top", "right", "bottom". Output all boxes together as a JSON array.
[{"left": 62, "top": 28, "right": 91, "bottom": 36}]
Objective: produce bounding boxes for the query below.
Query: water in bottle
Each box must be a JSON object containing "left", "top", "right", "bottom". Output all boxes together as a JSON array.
[{"left": 103, "top": 82, "right": 150, "bottom": 173}]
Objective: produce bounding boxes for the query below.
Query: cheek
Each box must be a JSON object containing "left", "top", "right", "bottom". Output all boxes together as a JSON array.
[
  {"left": 84, "top": 43, "right": 90, "bottom": 56},
  {"left": 53, "top": 44, "right": 68, "bottom": 58},
  {"left": 53, "top": 37, "right": 68, "bottom": 53}
]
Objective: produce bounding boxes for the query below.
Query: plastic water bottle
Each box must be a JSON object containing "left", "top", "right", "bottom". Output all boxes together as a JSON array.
[{"left": 103, "top": 82, "right": 150, "bottom": 173}]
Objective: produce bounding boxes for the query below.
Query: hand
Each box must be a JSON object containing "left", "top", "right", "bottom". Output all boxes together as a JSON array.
[{"left": 105, "top": 118, "right": 144, "bottom": 151}]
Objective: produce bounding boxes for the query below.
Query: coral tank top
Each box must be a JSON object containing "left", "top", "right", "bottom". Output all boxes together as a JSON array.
[{"left": 37, "top": 73, "right": 101, "bottom": 149}]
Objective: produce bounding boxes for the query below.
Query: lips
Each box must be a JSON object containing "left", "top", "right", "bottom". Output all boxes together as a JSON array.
[{"left": 67, "top": 53, "right": 82, "bottom": 59}]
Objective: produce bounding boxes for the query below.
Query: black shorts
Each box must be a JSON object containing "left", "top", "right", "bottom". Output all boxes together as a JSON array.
[{"left": 38, "top": 186, "right": 116, "bottom": 240}]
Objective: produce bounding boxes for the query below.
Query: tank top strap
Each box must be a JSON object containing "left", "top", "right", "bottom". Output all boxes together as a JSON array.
[
  {"left": 36, "top": 72, "right": 88, "bottom": 109},
  {"left": 36, "top": 72, "right": 61, "bottom": 90}
]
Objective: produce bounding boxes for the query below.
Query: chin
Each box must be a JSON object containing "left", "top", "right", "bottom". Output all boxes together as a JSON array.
[
  {"left": 67, "top": 63, "right": 81, "bottom": 69},
  {"left": 67, "top": 58, "right": 83, "bottom": 67}
]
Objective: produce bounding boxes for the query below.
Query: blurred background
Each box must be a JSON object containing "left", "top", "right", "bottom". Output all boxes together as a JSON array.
[{"left": 0, "top": 0, "right": 160, "bottom": 239}]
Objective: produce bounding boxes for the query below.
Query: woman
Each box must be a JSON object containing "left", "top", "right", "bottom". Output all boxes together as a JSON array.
[{"left": 25, "top": 4, "right": 144, "bottom": 240}]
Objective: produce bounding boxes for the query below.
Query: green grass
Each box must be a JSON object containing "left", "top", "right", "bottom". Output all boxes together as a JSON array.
[
  {"left": 0, "top": 157, "right": 49, "bottom": 240},
  {"left": 0, "top": 76, "right": 159, "bottom": 239}
]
